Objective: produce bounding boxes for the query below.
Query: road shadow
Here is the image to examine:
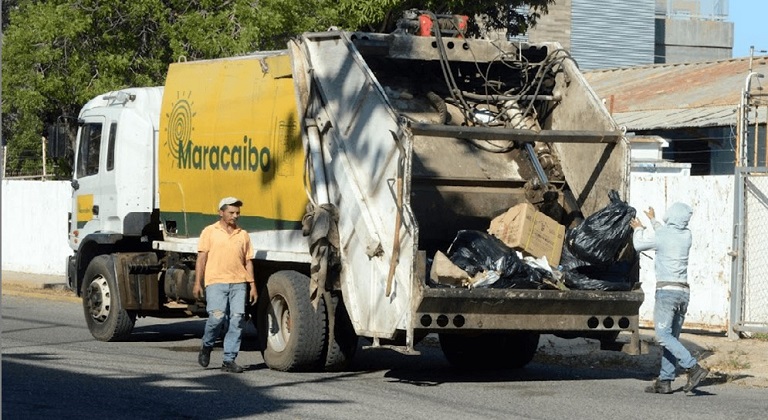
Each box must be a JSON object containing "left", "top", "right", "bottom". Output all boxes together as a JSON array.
[
  {"left": 121, "top": 322, "right": 738, "bottom": 389},
  {"left": 1, "top": 356, "right": 315, "bottom": 420},
  {"left": 131, "top": 316, "right": 261, "bottom": 347},
  {"left": 345, "top": 338, "right": 654, "bottom": 386},
  {"left": 130, "top": 319, "right": 204, "bottom": 342}
]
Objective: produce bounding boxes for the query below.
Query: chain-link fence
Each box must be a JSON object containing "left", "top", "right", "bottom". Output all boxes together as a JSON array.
[{"left": 731, "top": 167, "right": 768, "bottom": 336}]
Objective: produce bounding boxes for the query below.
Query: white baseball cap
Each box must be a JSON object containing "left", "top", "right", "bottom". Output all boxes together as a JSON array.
[{"left": 218, "top": 197, "right": 243, "bottom": 210}]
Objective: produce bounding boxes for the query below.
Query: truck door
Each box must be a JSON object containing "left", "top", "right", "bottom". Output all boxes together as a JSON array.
[{"left": 70, "top": 116, "right": 110, "bottom": 247}]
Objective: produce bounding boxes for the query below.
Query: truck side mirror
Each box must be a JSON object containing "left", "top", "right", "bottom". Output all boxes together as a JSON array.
[
  {"left": 47, "top": 124, "right": 67, "bottom": 159},
  {"left": 48, "top": 116, "right": 78, "bottom": 159}
]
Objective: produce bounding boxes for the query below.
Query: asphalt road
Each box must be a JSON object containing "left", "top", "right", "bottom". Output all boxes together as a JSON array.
[{"left": 2, "top": 294, "right": 766, "bottom": 420}]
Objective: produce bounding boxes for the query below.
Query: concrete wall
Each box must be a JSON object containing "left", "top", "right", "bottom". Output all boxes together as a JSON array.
[
  {"left": 656, "top": 17, "right": 733, "bottom": 62},
  {"left": 2, "top": 180, "right": 73, "bottom": 275},
  {"left": 629, "top": 173, "right": 734, "bottom": 331},
  {"left": 527, "top": 0, "right": 572, "bottom": 50}
]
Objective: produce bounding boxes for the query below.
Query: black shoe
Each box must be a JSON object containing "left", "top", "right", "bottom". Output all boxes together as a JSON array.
[
  {"left": 644, "top": 378, "right": 673, "bottom": 394},
  {"left": 221, "top": 361, "right": 245, "bottom": 373},
  {"left": 683, "top": 364, "right": 709, "bottom": 392},
  {"left": 198, "top": 346, "right": 212, "bottom": 368}
]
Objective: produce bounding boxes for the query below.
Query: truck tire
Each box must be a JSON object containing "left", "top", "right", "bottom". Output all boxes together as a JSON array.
[
  {"left": 81, "top": 255, "right": 135, "bottom": 341},
  {"left": 257, "top": 271, "right": 327, "bottom": 372},
  {"left": 439, "top": 331, "right": 540, "bottom": 370},
  {"left": 323, "top": 293, "right": 358, "bottom": 371}
]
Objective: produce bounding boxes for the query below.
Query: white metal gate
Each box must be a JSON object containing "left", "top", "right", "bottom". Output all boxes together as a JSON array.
[{"left": 730, "top": 167, "right": 768, "bottom": 337}]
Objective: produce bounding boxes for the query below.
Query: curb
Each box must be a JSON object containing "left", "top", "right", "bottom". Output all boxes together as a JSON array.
[
  {"left": 1, "top": 271, "right": 68, "bottom": 289},
  {"left": 2, "top": 285, "right": 79, "bottom": 303},
  {"left": 21, "top": 282, "right": 69, "bottom": 291},
  {"left": 2, "top": 280, "right": 70, "bottom": 291}
]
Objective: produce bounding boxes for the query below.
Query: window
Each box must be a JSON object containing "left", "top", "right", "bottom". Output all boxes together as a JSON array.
[
  {"left": 106, "top": 122, "right": 117, "bottom": 171},
  {"left": 76, "top": 123, "right": 103, "bottom": 177}
]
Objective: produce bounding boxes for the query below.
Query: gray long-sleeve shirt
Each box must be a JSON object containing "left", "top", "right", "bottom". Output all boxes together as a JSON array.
[{"left": 632, "top": 202, "right": 693, "bottom": 283}]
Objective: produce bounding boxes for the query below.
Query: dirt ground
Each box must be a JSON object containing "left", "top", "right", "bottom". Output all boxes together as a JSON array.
[{"left": 535, "top": 331, "right": 768, "bottom": 388}]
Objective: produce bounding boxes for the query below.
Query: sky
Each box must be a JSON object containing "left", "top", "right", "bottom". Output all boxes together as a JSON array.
[{"left": 731, "top": 1, "right": 768, "bottom": 58}]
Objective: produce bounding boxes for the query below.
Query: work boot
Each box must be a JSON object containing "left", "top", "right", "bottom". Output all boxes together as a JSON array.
[
  {"left": 221, "top": 361, "right": 245, "bottom": 373},
  {"left": 644, "top": 378, "right": 673, "bottom": 394},
  {"left": 683, "top": 363, "right": 709, "bottom": 392},
  {"left": 198, "top": 346, "right": 212, "bottom": 368}
]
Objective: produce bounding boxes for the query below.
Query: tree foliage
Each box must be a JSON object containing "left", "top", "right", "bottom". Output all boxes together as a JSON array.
[{"left": 1, "top": 0, "right": 552, "bottom": 178}]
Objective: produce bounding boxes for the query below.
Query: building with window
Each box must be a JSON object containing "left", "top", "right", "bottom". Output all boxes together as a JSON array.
[{"left": 584, "top": 55, "right": 768, "bottom": 175}]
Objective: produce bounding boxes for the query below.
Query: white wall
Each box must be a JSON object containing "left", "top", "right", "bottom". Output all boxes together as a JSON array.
[
  {"left": 2, "top": 180, "right": 73, "bottom": 275},
  {"left": 630, "top": 174, "right": 734, "bottom": 331},
  {"left": 0, "top": 176, "right": 737, "bottom": 331}
]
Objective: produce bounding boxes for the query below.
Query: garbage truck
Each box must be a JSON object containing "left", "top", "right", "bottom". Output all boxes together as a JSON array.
[{"left": 60, "top": 25, "right": 644, "bottom": 371}]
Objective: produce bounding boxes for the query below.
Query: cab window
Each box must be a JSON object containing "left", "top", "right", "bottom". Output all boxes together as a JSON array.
[
  {"left": 106, "top": 122, "right": 117, "bottom": 171},
  {"left": 76, "top": 123, "right": 103, "bottom": 177}
]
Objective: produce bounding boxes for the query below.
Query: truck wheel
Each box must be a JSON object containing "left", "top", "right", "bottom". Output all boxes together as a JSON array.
[
  {"left": 439, "top": 331, "right": 540, "bottom": 370},
  {"left": 257, "top": 271, "right": 326, "bottom": 372},
  {"left": 81, "top": 255, "right": 135, "bottom": 341},
  {"left": 323, "top": 293, "right": 358, "bottom": 371}
]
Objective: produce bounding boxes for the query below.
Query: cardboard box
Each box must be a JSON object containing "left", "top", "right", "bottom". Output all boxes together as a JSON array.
[
  {"left": 488, "top": 203, "right": 565, "bottom": 266},
  {"left": 429, "top": 250, "right": 503, "bottom": 289},
  {"left": 429, "top": 251, "right": 471, "bottom": 287}
]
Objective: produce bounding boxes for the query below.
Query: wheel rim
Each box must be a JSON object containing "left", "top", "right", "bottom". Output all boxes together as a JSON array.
[
  {"left": 267, "top": 295, "right": 291, "bottom": 352},
  {"left": 86, "top": 275, "right": 111, "bottom": 323}
]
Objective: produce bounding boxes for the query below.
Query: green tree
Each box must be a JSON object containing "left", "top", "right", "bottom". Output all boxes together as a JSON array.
[
  {"left": 2, "top": 0, "right": 552, "bottom": 179},
  {"left": 331, "top": 0, "right": 553, "bottom": 35},
  {"left": 1, "top": 0, "right": 264, "bottom": 177}
]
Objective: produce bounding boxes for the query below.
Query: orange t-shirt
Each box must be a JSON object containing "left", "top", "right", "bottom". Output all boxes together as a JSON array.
[{"left": 198, "top": 222, "right": 254, "bottom": 285}]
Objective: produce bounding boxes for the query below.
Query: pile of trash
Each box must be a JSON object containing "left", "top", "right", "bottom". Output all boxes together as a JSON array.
[{"left": 428, "top": 190, "right": 637, "bottom": 291}]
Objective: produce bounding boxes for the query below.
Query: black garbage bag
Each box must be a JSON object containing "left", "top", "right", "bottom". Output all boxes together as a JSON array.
[
  {"left": 564, "top": 190, "right": 636, "bottom": 267},
  {"left": 446, "top": 230, "right": 550, "bottom": 289},
  {"left": 558, "top": 241, "right": 589, "bottom": 272},
  {"left": 563, "top": 261, "right": 633, "bottom": 291},
  {"left": 505, "top": 265, "right": 552, "bottom": 290}
]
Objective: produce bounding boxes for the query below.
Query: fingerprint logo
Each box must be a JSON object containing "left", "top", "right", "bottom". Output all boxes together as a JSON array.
[{"left": 165, "top": 91, "right": 195, "bottom": 166}]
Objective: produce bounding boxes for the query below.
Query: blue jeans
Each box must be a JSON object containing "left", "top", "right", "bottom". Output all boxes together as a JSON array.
[
  {"left": 654, "top": 289, "right": 697, "bottom": 380},
  {"left": 202, "top": 282, "right": 247, "bottom": 363}
]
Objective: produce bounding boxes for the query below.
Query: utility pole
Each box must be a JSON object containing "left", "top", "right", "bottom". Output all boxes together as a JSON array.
[
  {"left": 749, "top": 46, "right": 768, "bottom": 73},
  {"left": 1, "top": 9, "right": 4, "bottom": 180},
  {"left": 741, "top": 45, "right": 767, "bottom": 167},
  {"left": 740, "top": 72, "right": 764, "bottom": 166},
  {"left": 41, "top": 136, "right": 47, "bottom": 180}
]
